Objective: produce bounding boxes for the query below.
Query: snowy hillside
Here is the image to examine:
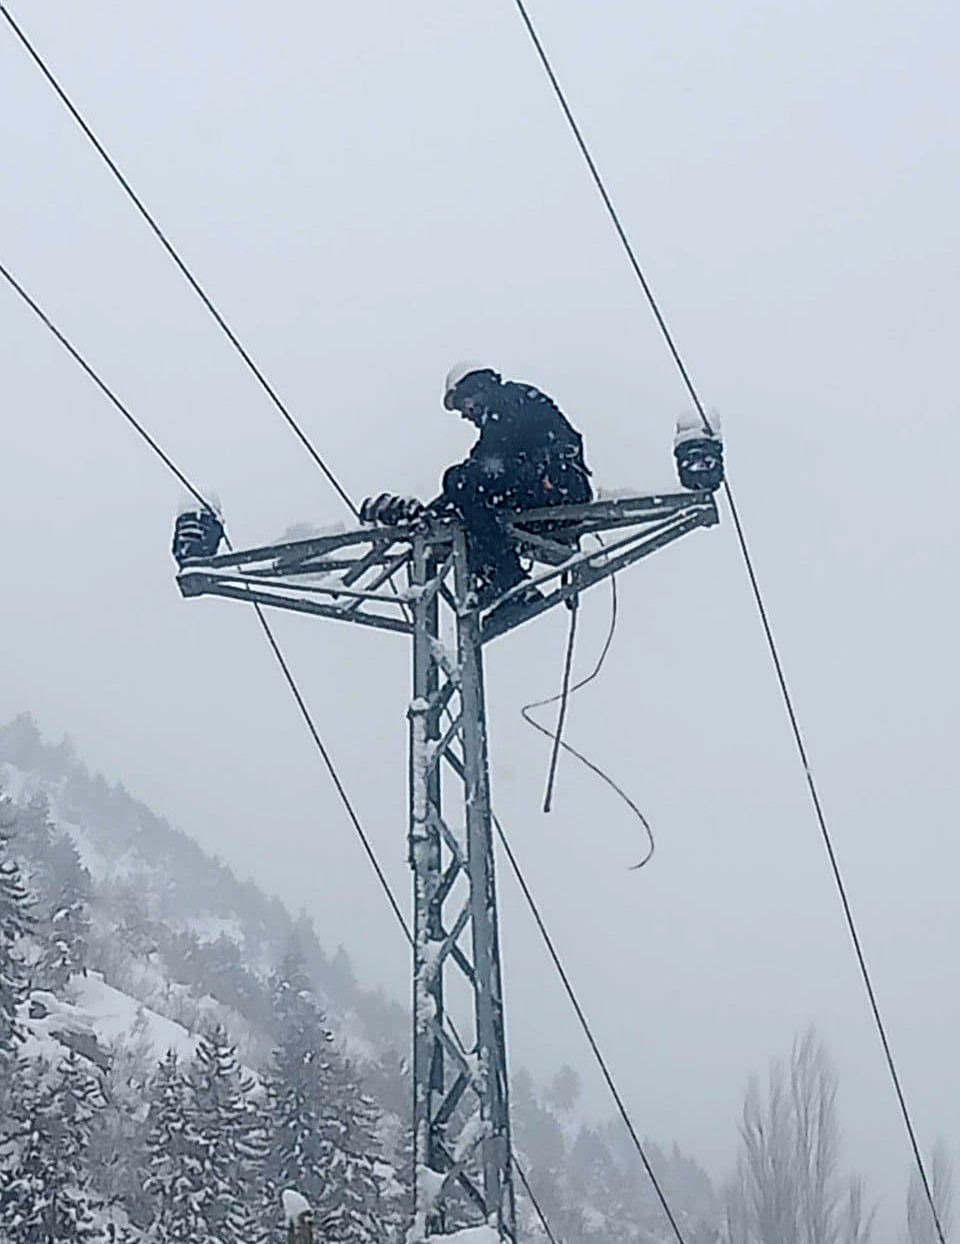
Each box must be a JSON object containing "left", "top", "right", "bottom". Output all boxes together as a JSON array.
[{"left": 0, "top": 713, "right": 720, "bottom": 1242}]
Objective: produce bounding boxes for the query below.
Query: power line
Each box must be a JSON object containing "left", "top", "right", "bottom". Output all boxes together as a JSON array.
[
  {"left": 248, "top": 607, "right": 411, "bottom": 940},
  {"left": 0, "top": 2, "right": 417, "bottom": 626},
  {"left": 508, "top": 0, "right": 712, "bottom": 437},
  {"left": 6, "top": 3, "right": 906, "bottom": 1233},
  {"left": 0, "top": 1, "right": 358, "bottom": 519},
  {"left": 507, "top": 4, "right": 947, "bottom": 1241},
  {"left": 0, "top": 257, "right": 559, "bottom": 1244},
  {"left": 3, "top": 11, "right": 680, "bottom": 1235},
  {"left": 493, "top": 811, "right": 687, "bottom": 1244},
  {"left": 0, "top": 262, "right": 206, "bottom": 510},
  {"left": 0, "top": 6, "right": 694, "bottom": 1228},
  {"left": 0, "top": 254, "right": 406, "bottom": 943},
  {"left": 513, "top": 1156, "right": 561, "bottom": 1244}
]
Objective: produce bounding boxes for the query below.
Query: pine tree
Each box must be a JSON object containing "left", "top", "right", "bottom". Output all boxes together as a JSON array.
[
  {"left": 12, "top": 793, "right": 55, "bottom": 868},
  {"left": 35, "top": 831, "right": 91, "bottom": 991},
  {"left": 0, "top": 1051, "right": 107, "bottom": 1243},
  {"left": 266, "top": 1004, "right": 338, "bottom": 1204},
  {"left": 269, "top": 941, "right": 316, "bottom": 1031},
  {"left": 322, "top": 1057, "right": 391, "bottom": 1244},
  {"left": 143, "top": 1049, "right": 206, "bottom": 1243},
  {"left": 7, "top": 795, "right": 90, "bottom": 992},
  {"left": 187, "top": 1023, "right": 268, "bottom": 1244},
  {"left": 0, "top": 795, "right": 31, "bottom": 1076},
  {"left": 88, "top": 1011, "right": 156, "bottom": 1230},
  {"left": 265, "top": 949, "right": 389, "bottom": 1244}
]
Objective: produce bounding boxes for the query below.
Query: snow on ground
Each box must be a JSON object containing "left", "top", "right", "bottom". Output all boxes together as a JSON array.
[
  {"left": 437, "top": 1228, "right": 501, "bottom": 1244},
  {"left": 56, "top": 815, "right": 141, "bottom": 882},
  {"left": 69, "top": 972, "right": 197, "bottom": 1059},
  {"left": 0, "top": 761, "right": 33, "bottom": 804},
  {"left": 19, "top": 990, "right": 95, "bottom": 1067},
  {"left": 185, "top": 914, "right": 244, "bottom": 944},
  {"left": 335, "top": 1007, "right": 379, "bottom": 1066}
]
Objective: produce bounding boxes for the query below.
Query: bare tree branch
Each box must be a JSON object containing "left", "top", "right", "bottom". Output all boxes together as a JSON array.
[{"left": 723, "top": 1031, "right": 875, "bottom": 1244}]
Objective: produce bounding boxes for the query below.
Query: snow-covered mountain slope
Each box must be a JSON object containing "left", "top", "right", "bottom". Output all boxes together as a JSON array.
[
  {"left": 0, "top": 713, "right": 406, "bottom": 1068},
  {"left": 0, "top": 712, "right": 720, "bottom": 1243},
  {"left": 21, "top": 974, "right": 196, "bottom": 1068}
]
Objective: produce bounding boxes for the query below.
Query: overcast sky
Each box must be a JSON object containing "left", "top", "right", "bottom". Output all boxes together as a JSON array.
[{"left": 2, "top": 0, "right": 958, "bottom": 1223}]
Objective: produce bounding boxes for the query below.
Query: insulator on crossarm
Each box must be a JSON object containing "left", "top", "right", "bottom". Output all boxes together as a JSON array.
[
  {"left": 359, "top": 493, "right": 425, "bottom": 526},
  {"left": 172, "top": 507, "right": 224, "bottom": 567},
  {"left": 674, "top": 413, "right": 724, "bottom": 493}
]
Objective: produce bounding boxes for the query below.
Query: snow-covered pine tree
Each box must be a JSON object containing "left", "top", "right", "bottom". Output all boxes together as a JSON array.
[
  {"left": 187, "top": 1022, "right": 268, "bottom": 1244},
  {"left": 269, "top": 941, "right": 316, "bottom": 1029},
  {"left": 87, "top": 1010, "right": 156, "bottom": 1230},
  {"left": 10, "top": 792, "right": 55, "bottom": 866},
  {"left": 265, "top": 947, "right": 390, "bottom": 1244},
  {"left": 322, "top": 1056, "right": 392, "bottom": 1244},
  {"left": 0, "top": 794, "right": 31, "bottom": 1085},
  {"left": 35, "top": 830, "right": 91, "bottom": 991},
  {"left": 265, "top": 947, "right": 337, "bottom": 1209},
  {"left": 143, "top": 1049, "right": 206, "bottom": 1243},
  {"left": 0, "top": 1050, "right": 108, "bottom": 1243}
]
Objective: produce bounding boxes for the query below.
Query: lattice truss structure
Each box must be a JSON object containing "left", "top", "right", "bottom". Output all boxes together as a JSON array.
[{"left": 176, "top": 490, "right": 719, "bottom": 1242}]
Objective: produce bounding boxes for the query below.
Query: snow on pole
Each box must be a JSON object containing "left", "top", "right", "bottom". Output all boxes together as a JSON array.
[
  {"left": 175, "top": 487, "right": 222, "bottom": 518},
  {"left": 282, "top": 1189, "right": 314, "bottom": 1244}
]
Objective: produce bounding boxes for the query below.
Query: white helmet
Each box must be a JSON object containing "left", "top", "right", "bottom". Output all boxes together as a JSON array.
[{"left": 444, "top": 360, "right": 487, "bottom": 402}]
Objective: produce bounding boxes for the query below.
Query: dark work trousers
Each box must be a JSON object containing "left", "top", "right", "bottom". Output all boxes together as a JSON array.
[{"left": 443, "top": 461, "right": 592, "bottom": 603}]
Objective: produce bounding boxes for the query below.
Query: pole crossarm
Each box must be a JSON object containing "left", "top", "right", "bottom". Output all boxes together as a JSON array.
[
  {"left": 487, "top": 490, "right": 718, "bottom": 641},
  {"left": 175, "top": 491, "right": 717, "bottom": 639},
  {"left": 173, "top": 487, "right": 719, "bottom": 1242},
  {"left": 177, "top": 524, "right": 420, "bottom": 634}
]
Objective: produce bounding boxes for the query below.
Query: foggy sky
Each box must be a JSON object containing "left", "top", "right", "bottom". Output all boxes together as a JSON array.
[{"left": 2, "top": 0, "right": 958, "bottom": 1225}]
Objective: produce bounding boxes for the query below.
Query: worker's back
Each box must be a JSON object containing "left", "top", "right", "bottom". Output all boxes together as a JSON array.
[{"left": 467, "top": 380, "right": 590, "bottom": 489}]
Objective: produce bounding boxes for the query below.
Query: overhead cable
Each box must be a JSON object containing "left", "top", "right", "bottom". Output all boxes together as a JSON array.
[
  {"left": 0, "top": 255, "right": 405, "bottom": 940},
  {"left": 5, "top": 14, "right": 703, "bottom": 1235},
  {"left": 0, "top": 2, "right": 358, "bottom": 518},
  {"left": 507, "top": 4, "right": 946, "bottom": 1240},
  {"left": 0, "top": 257, "right": 556, "bottom": 1244},
  {"left": 494, "top": 810, "right": 686, "bottom": 1244}
]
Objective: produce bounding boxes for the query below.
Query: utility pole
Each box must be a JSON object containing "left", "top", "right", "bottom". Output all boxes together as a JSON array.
[{"left": 173, "top": 431, "right": 722, "bottom": 1243}]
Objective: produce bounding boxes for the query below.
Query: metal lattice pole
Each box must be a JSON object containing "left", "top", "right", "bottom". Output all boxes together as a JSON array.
[
  {"left": 174, "top": 488, "right": 722, "bottom": 1244},
  {"left": 409, "top": 527, "right": 516, "bottom": 1241}
]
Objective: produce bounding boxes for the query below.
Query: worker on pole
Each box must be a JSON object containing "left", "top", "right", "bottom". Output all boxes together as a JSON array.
[{"left": 363, "top": 363, "right": 593, "bottom": 608}]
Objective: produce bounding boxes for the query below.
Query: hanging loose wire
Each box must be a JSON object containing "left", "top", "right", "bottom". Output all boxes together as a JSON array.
[
  {"left": 540, "top": 596, "right": 577, "bottom": 813},
  {"left": 0, "top": 2, "right": 358, "bottom": 519},
  {"left": 0, "top": 256, "right": 560, "bottom": 1244},
  {"left": 522, "top": 547, "right": 655, "bottom": 869},
  {"left": 507, "top": 3, "right": 946, "bottom": 1240}
]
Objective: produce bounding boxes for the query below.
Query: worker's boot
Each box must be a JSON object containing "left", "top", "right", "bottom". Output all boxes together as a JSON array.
[{"left": 473, "top": 557, "right": 529, "bottom": 609}]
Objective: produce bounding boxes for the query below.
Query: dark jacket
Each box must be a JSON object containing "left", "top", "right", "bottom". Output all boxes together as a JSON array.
[{"left": 443, "top": 380, "right": 591, "bottom": 507}]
